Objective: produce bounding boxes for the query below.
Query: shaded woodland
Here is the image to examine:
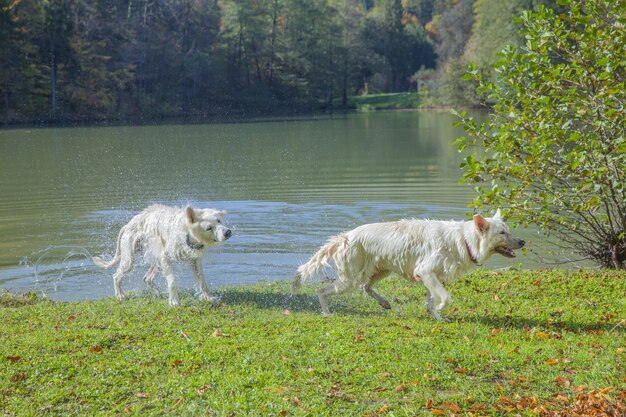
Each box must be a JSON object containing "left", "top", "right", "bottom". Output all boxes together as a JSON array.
[{"left": 1, "top": 0, "right": 555, "bottom": 124}]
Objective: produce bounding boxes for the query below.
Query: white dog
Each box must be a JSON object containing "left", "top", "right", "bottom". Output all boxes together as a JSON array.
[
  {"left": 93, "top": 204, "right": 231, "bottom": 306},
  {"left": 292, "top": 210, "right": 525, "bottom": 321}
]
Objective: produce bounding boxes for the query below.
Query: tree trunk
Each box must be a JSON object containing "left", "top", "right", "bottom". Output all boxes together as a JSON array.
[
  {"left": 50, "top": 44, "right": 57, "bottom": 118},
  {"left": 268, "top": 0, "right": 278, "bottom": 86}
]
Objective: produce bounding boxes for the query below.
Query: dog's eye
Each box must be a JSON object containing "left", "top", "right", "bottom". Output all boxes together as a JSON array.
[
  {"left": 217, "top": 219, "right": 221, "bottom": 224},
  {"left": 206, "top": 226, "right": 213, "bottom": 231},
  {"left": 499, "top": 231, "right": 506, "bottom": 235}
]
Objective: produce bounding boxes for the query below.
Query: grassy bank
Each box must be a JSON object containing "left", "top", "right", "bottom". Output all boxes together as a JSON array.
[
  {"left": 338, "top": 93, "right": 422, "bottom": 112},
  {"left": 1, "top": 270, "right": 625, "bottom": 416}
]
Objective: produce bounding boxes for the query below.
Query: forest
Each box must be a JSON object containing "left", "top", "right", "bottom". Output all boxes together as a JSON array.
[{"left": 1, "top": 0, "right": 557, "bottom": 124}]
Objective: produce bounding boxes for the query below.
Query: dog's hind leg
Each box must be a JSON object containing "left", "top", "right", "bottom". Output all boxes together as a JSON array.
[
  {"left": 318, "top": 279, "right": 352, "bottom": 316},
  {"left": 362, "top": 271, "right": 391, "bottom": 309},
  {"left": 112, "top": 235, "right": 135, "bottom": 300},
  {"left": 143, "top": 266, "right": 160, "bottom": 295},
  {"left": 419, "top": 271, "right": 452, "bottom": 322},
  {"left": 191, "top": 259, "right": 220, "bottom": 305}
]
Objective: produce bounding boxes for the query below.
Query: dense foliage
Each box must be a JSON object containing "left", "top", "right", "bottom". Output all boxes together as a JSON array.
[
  {"left": 457, "top": 0, "right": 626, "bottom": 268},
  {"left": 1, "top": 0, "right": 443, "bottom": 123}
]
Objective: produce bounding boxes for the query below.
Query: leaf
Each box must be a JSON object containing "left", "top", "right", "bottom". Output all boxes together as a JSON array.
[
  {"left": 135, "top": 392, "right": 149, "bottom": 399},
  {"left": 426, "top": 399, "right": 433, "bottom": 409},
  {"left": 536, "top": 331, "right": 550, "bottom": 339},
  {"left": 172, "top": 359, "right": 183, "bottom": 367},
  {"left": 431, "top": 409, "right": 446, "bottom": 415},
  {"left": 470, "top": 403, "right": 487, "bottom": 412},
  {"left": 442, "top": 401, "right": 462, "bottom": 413},
  {"left": 212, "top": 329, "right": 222, "bottom": 337},
  {"left": 395, "top": 384, "right": 406, "bottom": 392},
  {"left": 282, "top": 309, "right": 291, "bottom": 316},
  {"left": 67, "top": 315, "right": 76, "bottom": 320},
  {"left": 6, "top": 355, "right": 21, "bottom": 362},
  {"left": 292, "top": 396, "right": 302, "bottom": 406},
  {"left": 354, "top": 334, "right": 365, "bottom": 342},
  {"left": 196, "top": 385, "right": 212, "bottom": 395},
  {"left": 10, "top": 373, "right": 27, "bottom": 382},
  {"left": 376, "top": 405, "right": 390, "bottom": 414},
  {"left": 545, "top": 359, "right": 559, "bottom": 365},
  {"left": 89, "top": 345, "right": 102, "bottom": 353},
  {"left": 454, "top": 368, "right": 469, "bottom": 374}
]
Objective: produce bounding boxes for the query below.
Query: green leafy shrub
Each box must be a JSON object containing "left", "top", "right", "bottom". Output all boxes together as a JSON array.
[{"left": 456, "top": 0, "right": 626, "bottom": 269}]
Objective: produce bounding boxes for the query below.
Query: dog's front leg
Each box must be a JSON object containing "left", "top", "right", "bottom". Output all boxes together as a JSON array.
[
  {"left": 191, "top": 259, "right": 220, "bottom": 305},
  {"left": 418, "top": 271, "right": 452, "bottom": 322},
  {"left": 160, "top": 259, "right": 180, "bottom": 306}
]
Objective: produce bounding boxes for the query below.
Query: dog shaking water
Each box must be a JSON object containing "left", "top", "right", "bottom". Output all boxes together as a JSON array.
[
  {"left": 292, "top": 210, "right": 525, "bottom": 321},
  {"left": 93, "top": 204, "right": 231, "bottom": 306}
]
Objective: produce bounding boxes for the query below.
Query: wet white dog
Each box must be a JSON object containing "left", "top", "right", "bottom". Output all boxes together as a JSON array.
[
  {"left": 93, "top": 204, "right": 231, "bottom": 306},
  {"left": 292, "top": 210, "right": 525, "bottom": 321}
]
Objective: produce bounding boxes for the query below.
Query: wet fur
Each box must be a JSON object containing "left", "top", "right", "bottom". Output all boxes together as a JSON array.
[
  {"left": 93, "top": 204, "right": 231, "bottom": 306},
  {"left": 292, "top": 210, "right": 525, "bottom": 321}
]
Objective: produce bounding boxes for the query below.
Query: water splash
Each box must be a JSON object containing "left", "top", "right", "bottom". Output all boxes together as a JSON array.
[{"left": 19, "top": 245, "right": 97, "bottom": 299}]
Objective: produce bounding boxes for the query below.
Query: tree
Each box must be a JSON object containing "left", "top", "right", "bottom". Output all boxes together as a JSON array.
[
  {"left": 43, "top": 0, "right": 77, "bottom": 118},
  {"left": 456, "top": 0, "right": 626, "bottom": 269}
]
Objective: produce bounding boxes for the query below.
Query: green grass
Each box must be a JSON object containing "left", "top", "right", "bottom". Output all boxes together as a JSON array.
[
  {"left": 1, "top": 270, "right": 625, "bottom": 416},
  {"left": 338, "top": 93, "right": 422, "bottom": 111}
]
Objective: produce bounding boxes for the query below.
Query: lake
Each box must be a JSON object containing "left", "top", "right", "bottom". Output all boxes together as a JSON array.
[{"left": 0, "top": 112, "right": 543, "bottom": 301}]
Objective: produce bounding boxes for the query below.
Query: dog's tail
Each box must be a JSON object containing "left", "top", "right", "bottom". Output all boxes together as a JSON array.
[
  {"left": 92, "top": 227, "right": 125, "bottom": 269},
  {"left": 291, "top": 234, "right": 347, "bottom": 294}
]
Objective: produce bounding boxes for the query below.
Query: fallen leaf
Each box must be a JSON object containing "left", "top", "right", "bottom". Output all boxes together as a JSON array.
[
  {"left": 292, "top": 396, "right": 302, "bottom": 406},
  {"left": 6, "top": 355, "right": 21, "bottom": 362},
  {"left": 533, "top": 280, "right": 540, "bottom": 286},
  {"left": 442, "top": 401, "right": 462, "bottom": 413},
  {"left": 376, "top": 405, "right": 390, "bottom": 414},
  {"left": 554, "top": 376, "right": 571, "bottom": 388},
  {"left": 373, "top": 387, "right": 386, "bottom": 392},
  {"left": 545, "top": 359, "right": 559, "bottom": 365},
  {"left": 454, "top": 368, "right": 469, "bottom": 374},
  {"left": 67, "top": 315, "right": 76, "bottom": 320},
  {"left": 135, "top": 392, "right": 149, "bottom": 399},
  {"left": 212, "top": 329, "right": 222, "bottom": 337},
  {"left": 426, "top": 399, "right": 433, "bottom": 409},
  {"left": 354, "top": 334, "right": 365, "bottom": 342},
  {"left": 395, "top": 384, "right": 406, "bottom": 392},
  {"left": 172, "top": 359, "right": 183, "bottom": 367},
  {"left": 89, "top": 345, "right": 102, "bottom": 353},
  {"left": 10, "top": 373, "right": 27, "bottom": 382},
  {"left": 282, "top": 309, "right": 291, "bottom": 316},
  {"left": 431, "top": 409, "right": 446, "bottom": 415},
  {"left": 196, "top": 384, "right": 212, "bottom": 395},
  {"left": 470, "top": 403, "right": 487, "bottom": 412},
  {"left": 279, "top": 410, "right": 288, "bottom": 416},
  {"left": 536, "top": 331, "right": 549, "bottom": 339},
  {"left": 490, "top": 328, "right": 501, "bottom": 337}
]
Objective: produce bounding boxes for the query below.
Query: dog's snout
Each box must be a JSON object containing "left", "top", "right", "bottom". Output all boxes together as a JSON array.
[
  {"left": 224, "top": 229, "right": 232, "bottom": 239},
  {"left": 518, "top": 239, "right": 526, "bottom": 247}
]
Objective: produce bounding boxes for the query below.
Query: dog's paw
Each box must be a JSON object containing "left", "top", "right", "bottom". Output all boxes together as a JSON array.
[
  {"left": 199, "top": 293, "right": 221, "bottom": 305},
  {"left": 169, "top": 298, "right": 181, "bottom": 307},
  {"left": 379, "top": 300, "right": 392, "bottom": 309}
]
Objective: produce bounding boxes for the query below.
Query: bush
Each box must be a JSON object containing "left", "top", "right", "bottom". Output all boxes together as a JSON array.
[{"left": 456, "top": 0, "right": 626, "bottom": 269}]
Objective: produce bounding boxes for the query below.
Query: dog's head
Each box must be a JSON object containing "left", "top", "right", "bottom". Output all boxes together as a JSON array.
[
  {"left": 185, "top": 206, "right": 232, "bottom": 246},
  {"left": 473, "top": 209, "right": 525, "bottom": 258}
]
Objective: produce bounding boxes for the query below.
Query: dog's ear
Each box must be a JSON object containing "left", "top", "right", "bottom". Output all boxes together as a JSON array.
[
  {"left": 493, "top": 208, "right": 502, "bottom": 220},
  {"left": 473, "top": 214, "right": 489, "bottom": 233},
  {"left": 185, "top": 206, "right": 196, "bottom": 224},
  {"left": 218, "top": 210, "right": 228, "bottom": 217}
]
